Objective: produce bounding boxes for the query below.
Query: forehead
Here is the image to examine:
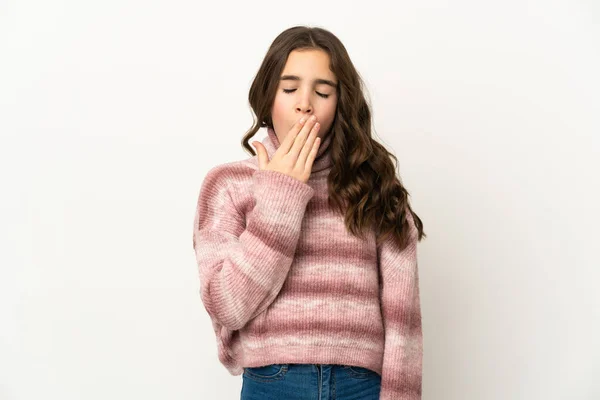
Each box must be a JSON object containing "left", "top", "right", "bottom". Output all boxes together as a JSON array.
[{"left": 281, "top": 49, "right": 337, "bottom": 82}]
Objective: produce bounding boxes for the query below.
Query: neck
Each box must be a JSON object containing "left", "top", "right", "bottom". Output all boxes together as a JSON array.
[{"left": 263, "top": 126, "right": 333, "bottom": 175}]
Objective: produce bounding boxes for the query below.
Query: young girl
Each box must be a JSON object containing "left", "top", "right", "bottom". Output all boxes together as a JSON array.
[{"left": 193, "top": 26, "right": 426, "bottom": 400}]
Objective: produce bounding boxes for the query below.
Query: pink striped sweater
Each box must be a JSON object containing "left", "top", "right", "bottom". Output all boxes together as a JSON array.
[{"left": 192, "top": 127, "right": 423, "bottom": 399}]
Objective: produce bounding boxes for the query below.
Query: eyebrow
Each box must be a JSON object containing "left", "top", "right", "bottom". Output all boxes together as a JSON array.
[{"left": 280, "top": 74, "right": 338, "bottom": 89}]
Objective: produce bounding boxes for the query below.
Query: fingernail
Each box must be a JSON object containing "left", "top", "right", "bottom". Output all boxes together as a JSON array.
[{"left": 300, "top": 116, "right": 306, "bottom": 124}]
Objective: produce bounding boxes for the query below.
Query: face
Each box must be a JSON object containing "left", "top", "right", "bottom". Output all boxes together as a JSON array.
[{"left": 271, "top": 48, "right": 338, "bottom": 144}]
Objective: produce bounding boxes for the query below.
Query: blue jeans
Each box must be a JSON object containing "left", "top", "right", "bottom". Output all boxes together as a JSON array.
[{"left": 240, "top": 363, "right": 381, "bottom": 400}]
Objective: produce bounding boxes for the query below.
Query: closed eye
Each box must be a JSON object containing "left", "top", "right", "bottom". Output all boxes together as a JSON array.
[{"left": 282, "top": 88, "right": 330, "bottom": 99}]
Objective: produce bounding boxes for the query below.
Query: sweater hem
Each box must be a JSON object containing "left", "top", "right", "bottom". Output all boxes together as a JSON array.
[{"left": 233, "top": 344, "right": 384, "bottom": 376}]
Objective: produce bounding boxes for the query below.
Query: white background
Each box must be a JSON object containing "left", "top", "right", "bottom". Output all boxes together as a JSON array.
[{"left": 1, "top": 1, "right": 599, "bottom": 399}]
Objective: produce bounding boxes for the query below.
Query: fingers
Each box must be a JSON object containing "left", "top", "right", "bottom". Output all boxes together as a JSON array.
[
  {"left": 259, "top": 117, "right": 323, "bottom": 183},
  {"left": 302, "top": 137, "right": 320, "bottom": 175},
  {"left": 289, "top": 116, "right": 319, "bottom": 159},
  {"left": 252, "top": 141, "right": 268, "bottom": 170},
  {"left": 296, "top": 121, "right": 321, "bottom": 167},
  {"left": 279, "top": 116, "right": 309, "bottom": 154}
]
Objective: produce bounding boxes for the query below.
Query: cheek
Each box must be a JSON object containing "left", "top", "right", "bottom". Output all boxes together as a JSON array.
[
  {"left": 319, "top": 100, "right": 337, "bottom": 123},
  {"left": 271, "top": 95, "right": 289, "bottom": 123}
]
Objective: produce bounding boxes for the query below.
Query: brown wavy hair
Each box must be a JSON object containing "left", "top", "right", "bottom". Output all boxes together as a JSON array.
[{"left": 241, "top": 26, "right": 426, "bottom": 251}]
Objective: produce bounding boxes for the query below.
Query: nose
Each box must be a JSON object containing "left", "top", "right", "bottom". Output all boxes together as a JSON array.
[
  {"left": 296, "top": 91, "right": 312, "bottom": 114},
  {"left": 296, "top": 104, "right": 312, "bottom": 114}
]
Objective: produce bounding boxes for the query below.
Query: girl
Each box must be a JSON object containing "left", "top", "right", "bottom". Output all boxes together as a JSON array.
[{"left": 193, "top": 25, "right": 426, "bottom": 400}]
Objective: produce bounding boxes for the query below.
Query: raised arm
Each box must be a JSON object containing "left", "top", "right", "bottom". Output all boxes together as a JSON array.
[{"left": 192, "top": 165, "right": 315, "bottom": 331}]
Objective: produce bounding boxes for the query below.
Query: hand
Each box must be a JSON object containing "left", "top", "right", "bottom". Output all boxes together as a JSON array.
[{"left": 252, "top": 116, "right": 322, "bottom": 183}]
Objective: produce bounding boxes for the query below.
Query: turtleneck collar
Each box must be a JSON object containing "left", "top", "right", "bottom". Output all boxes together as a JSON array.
[{"left": 261, "top": 126, "right": 333, "bottom": 175}]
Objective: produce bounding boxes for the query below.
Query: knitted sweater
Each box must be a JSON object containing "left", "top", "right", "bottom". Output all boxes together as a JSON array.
[{"left": 192, "top": 126, "right": 423, "bottom": 399}]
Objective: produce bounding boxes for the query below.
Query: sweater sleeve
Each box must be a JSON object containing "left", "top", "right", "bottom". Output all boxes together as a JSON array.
[
  {"left": 378, "top": 207, "right": 423, "bottom": 400},
  {"left": 192, "top": 166, "right": 315, "bottom": 331}
]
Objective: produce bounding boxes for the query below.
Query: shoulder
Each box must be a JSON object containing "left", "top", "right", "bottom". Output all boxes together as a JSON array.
[
  {"left": 201, "top": 155, "right": 258, "bottom": 190},
  {"left": 197, "top": 157, "right": 259, "bottom": 215}
]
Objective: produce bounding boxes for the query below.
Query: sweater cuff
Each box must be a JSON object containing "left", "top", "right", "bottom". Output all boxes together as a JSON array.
[{"left": 251, "top": 169, "right": 315, "bottom": 214}]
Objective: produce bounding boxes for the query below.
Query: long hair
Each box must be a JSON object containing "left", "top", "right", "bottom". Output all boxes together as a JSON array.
[{"left": 241, "top": 25, "right": 426, "bottom": 251}]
